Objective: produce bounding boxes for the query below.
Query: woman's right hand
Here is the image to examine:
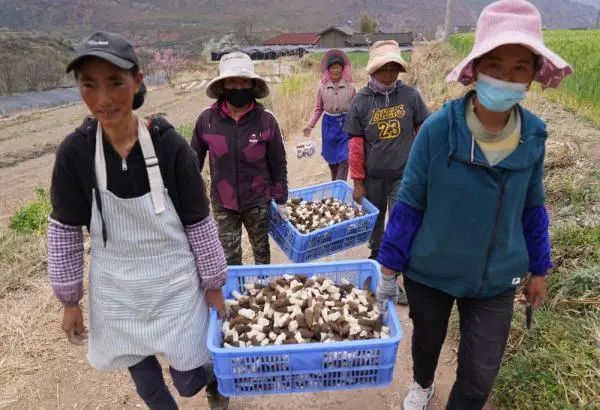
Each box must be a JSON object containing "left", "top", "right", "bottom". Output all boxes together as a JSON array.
[
  {"left": 353, "top": 180, "right": 365, "bottom": 205},
  {"left": 206, "top": 288, "right": 226, "bottom": 319},
  {"left": 303, "top": 126, "right": 312, "bottom": 138},
  {"left": 376, "top": 267, "right": 398, "bottom": 313},
  {"left": 62, "top": 304, "right": 87, "bottom": 345}
]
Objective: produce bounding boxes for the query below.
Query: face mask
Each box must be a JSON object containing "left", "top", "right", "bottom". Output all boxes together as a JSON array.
[
  {"left": 223, "top": 88, "right": 254, "bottom": 108},
  {"left": 476, "top": 73, "right": 527, "bottom": 112}
]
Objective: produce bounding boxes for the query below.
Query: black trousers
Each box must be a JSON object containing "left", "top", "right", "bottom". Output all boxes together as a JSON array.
[
  {"left": 403, "top": 276, "right": 515, "bottom": 410},
  {"left": 128, "top": 356, "right": 211, "bottom": 410}
]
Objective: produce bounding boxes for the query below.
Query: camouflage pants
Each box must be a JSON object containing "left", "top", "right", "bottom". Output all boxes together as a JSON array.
[{"left": 212, "top": 203, "right": 270, "bottom": 266}]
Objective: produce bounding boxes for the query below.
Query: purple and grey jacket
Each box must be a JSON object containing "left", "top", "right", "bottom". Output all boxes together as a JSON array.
[{"left": 191, "top": 101, "right": 288, "bottom": 211}]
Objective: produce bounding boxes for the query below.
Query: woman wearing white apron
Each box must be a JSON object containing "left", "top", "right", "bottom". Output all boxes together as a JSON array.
[
  {"left": 303, "top": 49, "right": 356, "bottom": 181},
  {"left": 47, "top": 31, "right": 229, "bottom": 409}
]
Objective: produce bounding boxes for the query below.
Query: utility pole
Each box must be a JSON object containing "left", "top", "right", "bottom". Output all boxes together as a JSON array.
[
  {"left": 595, "top": 10, "right": 600, "bottom": 29},
  {"left": 443, "top": 0, "right": 454, "bottom": 41}
]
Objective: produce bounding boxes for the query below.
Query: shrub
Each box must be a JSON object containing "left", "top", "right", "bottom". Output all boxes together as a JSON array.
[{"left": 8, "top": 189, "right": 52, "bottom": 235}]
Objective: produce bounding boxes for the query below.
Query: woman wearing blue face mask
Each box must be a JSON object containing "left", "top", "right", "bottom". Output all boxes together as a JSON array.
[{"left": 375, "top": 1, "right": 573, "bottom": 409}]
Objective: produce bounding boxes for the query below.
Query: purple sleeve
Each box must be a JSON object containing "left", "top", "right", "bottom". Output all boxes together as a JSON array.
[
  {"left": 47, "top": 217, "right": 84, "bottom": 306},
  {"left": 377, "top": 201, "right": 424, "bottom": 272},
  {"left": 185, "top": 216, "right": 228, "bottom": 290},
  {"left": 266, "top": 117, "right": 288, "bottom": 205},
  {"left": 190, "top": 118, "right": 208, "bottom": 171},
  {"left": 522, "top": 205, "right": 553, "bottom": 276}
]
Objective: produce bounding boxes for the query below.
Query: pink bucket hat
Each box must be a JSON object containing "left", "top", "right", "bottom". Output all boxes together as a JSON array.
[
  {"left": 319, "top": 49, "right": 353, "bottom": 84},
  {"left": 447, "top": 0, "right": 572, "bottom": 88}
]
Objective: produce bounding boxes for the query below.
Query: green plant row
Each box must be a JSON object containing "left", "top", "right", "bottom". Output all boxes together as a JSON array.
[{"left": 449, "top": 30, "right": 600, "bottom": 128}]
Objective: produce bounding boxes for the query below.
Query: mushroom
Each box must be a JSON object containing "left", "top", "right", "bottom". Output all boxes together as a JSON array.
[{"left": 221, "top": 275, "right": 391, "bottom": 348}]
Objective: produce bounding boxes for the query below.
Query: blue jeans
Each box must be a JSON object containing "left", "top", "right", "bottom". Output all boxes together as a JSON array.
[{"left": 364, "top": 176, "right": 402, "bottom": 252}]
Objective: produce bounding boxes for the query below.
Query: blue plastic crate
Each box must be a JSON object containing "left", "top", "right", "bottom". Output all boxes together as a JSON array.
[
  {"left": 269, "top": 180, "right": 379, "bottom": 263},
  {"left": 207, "top": 260, "right": 403, "bottom": 397}
]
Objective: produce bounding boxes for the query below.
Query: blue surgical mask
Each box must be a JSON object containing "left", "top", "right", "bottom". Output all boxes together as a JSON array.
[{"left": 476, "top": 73, "right": 528, "bottom": 112}]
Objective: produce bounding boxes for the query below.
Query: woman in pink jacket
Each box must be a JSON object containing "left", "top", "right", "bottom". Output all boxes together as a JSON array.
[{"left": 303, "top": 49, "right": 356, "bottom": 181}]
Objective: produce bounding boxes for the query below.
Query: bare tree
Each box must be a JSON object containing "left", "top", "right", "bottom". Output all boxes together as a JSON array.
[
  {"left": 150, "top": 48, "right": 187, "bottom": 86},
  {"left": 41, "top": 59, "right": 66, "bottom": 89},
  {"left": 235, "top": 14, "right": 258, "bottom": 45},
  {"left": 360, "top": 14, "right": 379, "bottom": 33},
  {"left": 442, "top": 0, "right": 454, "bottom": 41},
  {"left": 0, "top": 56, "right": 22, "bottom": 95},
  {"left": 135, "top": 47, "right": 155, "bottom": 77},
  {"left": 23, "top": 55, "right": 46, "bottom": 91},
  {"left": 201, "top": 34, "right": 238, "bottom": 62}
]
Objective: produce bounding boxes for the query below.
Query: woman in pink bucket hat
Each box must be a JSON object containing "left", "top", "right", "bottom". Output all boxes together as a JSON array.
[
  {"left": 376, "top": 1, "right": 572, "bottom": 409},
  {"left": 303, "top": 49, "right": 356, "bottom": 181}
]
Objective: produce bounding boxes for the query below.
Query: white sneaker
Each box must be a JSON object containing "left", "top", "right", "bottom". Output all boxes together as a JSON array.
[{"left": 403, "top": 381, "right": 435, "bottom": 410}]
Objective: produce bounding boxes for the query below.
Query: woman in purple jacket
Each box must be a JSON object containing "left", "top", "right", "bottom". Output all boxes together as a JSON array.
[{"left": 191, "top": 52, "right": 288, "bottom": 266}]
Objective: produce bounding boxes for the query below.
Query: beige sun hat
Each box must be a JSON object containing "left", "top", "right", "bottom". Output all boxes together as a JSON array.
[
  {"left": 365, "top": 40, "right": 409, "bottom": 75},
  {"left": 206, "top": 52, "right": 269, "bottom": 99}
]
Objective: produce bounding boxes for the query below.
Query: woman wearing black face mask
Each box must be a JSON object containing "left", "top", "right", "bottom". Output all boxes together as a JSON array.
[{"left": 191, "top": 52, "right": 288, "bottom": 266}]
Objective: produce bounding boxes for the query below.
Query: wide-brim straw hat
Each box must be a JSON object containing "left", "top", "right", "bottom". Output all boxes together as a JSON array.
[
  {"left": 365, "top": 40, "right": 409, "bottom": 75},
  {"left": 446, "top": 0, "right": 572, "bottom": 88},
  {"left": 206, "top": 52, "right": 269, "bottom": 99}
]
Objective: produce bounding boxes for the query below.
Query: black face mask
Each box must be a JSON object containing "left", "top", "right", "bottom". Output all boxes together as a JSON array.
[{"left": 223, "top": 88, "right": 254, "bottom": 108}]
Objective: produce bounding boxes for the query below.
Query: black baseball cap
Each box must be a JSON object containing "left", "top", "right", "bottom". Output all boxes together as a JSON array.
[{"left": 66, "top": 31, "right": 139, "bottom": 73}]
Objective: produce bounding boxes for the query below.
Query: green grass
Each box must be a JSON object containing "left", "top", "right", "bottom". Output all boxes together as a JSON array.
[
  {"left": 492, "top": 219, "right": 600, "bottom": 408},
  {"left": 277, "top": 72, "right": 315, "bottom": 96},
  {"left": 0, "top": 231, "right": 47, "bottom": 297},
  {"left": 551, "top": 225, "right": 600, "bottom": 267},
  {"left": 8, "top": 189, "right": 52, "bottom": 235},
  {"left": 494, "top": 305, "right": 600, "bottom": 409},
  {"left": 553, "top": 265, "right": 600, "bottom": 300},
  {"left": 449, "top": 30, "right": 600, "bottom": 127},
  {"left": 176, "top": 123, "right": 194, "bottom": 140},
  {"left": 547, "top": 172, "right": 600, "bottom": 222},
  {"left": 310, "top": 50, "right": 411, "bottom": 68}
]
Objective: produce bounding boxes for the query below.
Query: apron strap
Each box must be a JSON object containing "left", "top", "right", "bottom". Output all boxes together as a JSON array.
[
  {"left": 94, "top": 123, "right": 108, "bottom": 191},
  {"left": 94, "top": 115, "right": 166, "bottom": 215},
  {"left": 135, "top": 115, "right": 166, "bottom": 214}
]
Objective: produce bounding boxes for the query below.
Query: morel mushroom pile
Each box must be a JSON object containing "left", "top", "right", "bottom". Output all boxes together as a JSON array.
[
  {"left": 285, "top": 197, "right": 364, "bottom": 234},
  {"left": 221, "top": 274, "right": 389, "bottom": 348}
]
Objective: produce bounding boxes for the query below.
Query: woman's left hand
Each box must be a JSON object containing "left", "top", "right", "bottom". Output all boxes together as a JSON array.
[
  {"left": 206, "top": 288, "right": 226, "bottom": 318},
  {"left": 524, "top": 276, "right": 546, "bottom": 310}
]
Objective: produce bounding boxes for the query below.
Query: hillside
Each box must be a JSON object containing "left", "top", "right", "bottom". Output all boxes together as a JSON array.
[
  {"left": 572, "top": 0, "right": 600, "bottom": 7},
  {"left": 0, "top": 0, "right": 598, "bottom": 51},
  {"left": 0, "top": 30, "right": 73, "bottom": 94}
]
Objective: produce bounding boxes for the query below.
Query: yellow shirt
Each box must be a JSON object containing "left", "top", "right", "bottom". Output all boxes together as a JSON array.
[{"left": 466, "top": 95, "right": 521, "bottom": 166}]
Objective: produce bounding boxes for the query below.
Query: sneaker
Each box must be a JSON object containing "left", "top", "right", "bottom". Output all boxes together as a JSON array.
[
  {"left": 205, "top": 366, "right": 229, "bottom": 410},
  {"left": 403, "top": 381, "right": 434, "bottom": 410}
]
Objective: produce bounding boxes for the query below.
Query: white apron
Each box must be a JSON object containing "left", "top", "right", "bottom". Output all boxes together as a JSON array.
[{"left": 87, "top": 115, "right": 211, "bottom": 371}]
